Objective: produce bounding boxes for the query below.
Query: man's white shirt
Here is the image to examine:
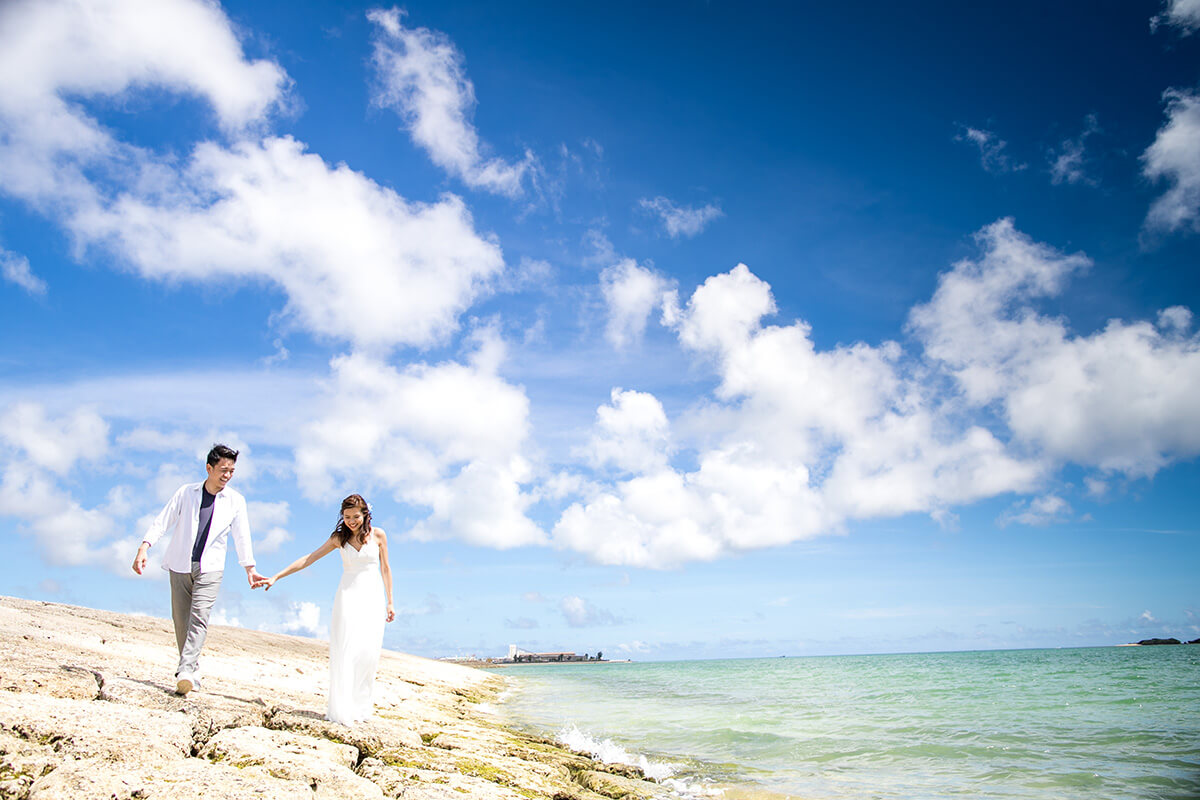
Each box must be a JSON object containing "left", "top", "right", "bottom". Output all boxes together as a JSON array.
[{"left": 143, "top": 482, "right": 255, "bottom": 573}]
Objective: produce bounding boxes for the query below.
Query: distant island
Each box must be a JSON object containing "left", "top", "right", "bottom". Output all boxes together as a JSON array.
[
  {"left": 1128, "top": 638, "right": 1200, "bottom": 646},
  {"left": 441, "top": 645, "right": 630, "bottom": 668}
]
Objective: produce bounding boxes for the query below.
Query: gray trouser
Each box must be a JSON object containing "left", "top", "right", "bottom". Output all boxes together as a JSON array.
[{"left": 169, "top": 565, "right": 223, "bottom": 677}]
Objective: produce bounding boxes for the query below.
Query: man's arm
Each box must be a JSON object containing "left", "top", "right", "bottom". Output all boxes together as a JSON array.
[
  {"left": 132, "top": 486, "right": 185, "bottom": 575},
  {"left": 229, "top": 494, "right": 267, "bottom": 587}
]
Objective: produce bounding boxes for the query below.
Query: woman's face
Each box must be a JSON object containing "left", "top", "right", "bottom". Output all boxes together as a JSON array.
[{"left": 342, "top": 507, "right": 365, "bottom": 532}]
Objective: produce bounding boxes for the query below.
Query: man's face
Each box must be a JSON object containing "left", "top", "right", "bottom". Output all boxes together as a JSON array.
[{"left": 206, "top": 458, "right": 236, "bottom": 490}]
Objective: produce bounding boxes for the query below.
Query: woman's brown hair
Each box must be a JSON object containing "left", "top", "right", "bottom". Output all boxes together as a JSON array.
[{"left": 333, "top": 494, "right": 372, "bottom": 547}]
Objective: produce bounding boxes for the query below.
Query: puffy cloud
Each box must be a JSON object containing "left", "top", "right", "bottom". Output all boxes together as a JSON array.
[
  {"left": 1, "top": 247, "right": 46, "bottom": 295},
  {"left": 1151, "top": 0, "right": 1200, "bottom": 33},
  {"left": 581, "top": 389, "right": 671, "bottom": 474},
  {"left": 955, "top": 126, "right": 1027, "bottom": 174},
  {"left": 676, "top": 263, "right": 776, "bottom": 356},
  {"left": 0, "top": 402, "right": 134, "bottom": 574},
  {"left": 0, "top": 0, "right": 503, "bottom": 352},
  {"left": 1143, "top": 89, "right": 1200, "bottom": 234},
  {"left": 209, "top": 608, "right": 242, "bottom": 628},
  {"left": 638, "top": 196, "right": 723, "bottom": 238},
  {"left": 0, "top": 0, "right": 286, "bottom": 206},
  {"left": 261, "top": 601, "right": 323, "bottom": 637},
  {"left": 295, "top": 333, "right": 543, "bottom": 549},
  {"left": 599, "top": 259, "right": 673, "bottom": 349},
  {"left": 250, "top": 501, "right": 293, "bottom": 555},
  {"left": 254, "top": 527, "right": 293, "bottom": 556},
  {"left": 0, "top": 403, "right": 108, "bottom": 474},
  {"left": 76, "top": 136, "right": 504, "bottom": 350},
  {"left": 0, "top": 0, "right": 285, "bottom": 132},
  {"left": 553, "top": 219, "right": 1200, "bottom": 568},
  {"left": 908, "top": 218, "right": 1090, "bottom": 405},
  {"left": 911, "top": 218, "right": 1200, "bottom": 476},
  {"left": 368, "top": 8, "right": 532, "bottom": 197}
]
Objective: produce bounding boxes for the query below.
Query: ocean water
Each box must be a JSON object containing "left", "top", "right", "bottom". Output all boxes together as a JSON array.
[{"left": 497, "top": 647, "right": 1200, "bottom": 800}]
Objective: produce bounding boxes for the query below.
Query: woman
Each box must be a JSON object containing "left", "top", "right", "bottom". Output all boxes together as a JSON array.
[{"left": 264, "top": 494, "right": 395, "bottom": 726}]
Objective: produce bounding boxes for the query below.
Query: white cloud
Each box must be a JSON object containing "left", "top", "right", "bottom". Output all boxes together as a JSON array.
[
  {"left": 0, "top": 0, "right": 504, "bottom": 353},
  {"left": 115, "top": 427, "right": 196, "bottom": 454},
  {"left": 0, "top": 403, "right": 136, "bottom": 575},
  {"left": 908, "top": 218, "right": 1091, "bottom": 406},
  {"left": 1, "top": 247, "right": 46, "bottom": 295},
  {"left": 261, "top": 600, "right": 323, "bottom": 638},
  {"left": 638, "top": 196, "right": 723, "bottom": 238},
  {"left": 1159, "top": 305, "right": 1194, "bottom": 332},
  {"left": 249, "top": 500, "right": 290, "bottom": 529},
  {"left": 552, "top": 219, "right": 1200, "bottom": 568},
  {"left": 997, "top": 494, "right": 1072, "bottom": 527},
  {"left": 581, "top": 389, "right": 671, "bottom": 475},
  {"left": 1151, "top": 0, "right": 1200, "bottom": 33},
  {"left": 1143, "top": 89, "right": 1200, "bottom": 234},
  {"left": 209, "top": 608, "right": 242, "bottom": 628},
  {"left": 1049, "top": 114, "right": 1100, "bottom": 187},
  {"left": 295, "top": 333, "right": 544, "bottom": 549},
  {"left": 76, "top": 136, "right": 505, "bottom": 350},
  {"left": 0, "top": 403, "right": 107, "bottom": 474},
  {"left": 560, "top": 595, "right": 619, "bottom": 627},
  {"left": 0, "top": 0, "right": 286, "bottom": 134},
  {"left": 599, "top": 259, "right": 673, "bottom": 349},
  {"left": 254, "top": 527, "right": 293, "bottom": 556},
  {"left": 1, "top": 369, "right": 320, "bottom": 451},
  {"left": 368, "top": 8, "right": 532, "bottom": 197},
  {"left": 911, "top": 218, "right": 1200, "bottom": 477},
  {"left": 251, "top": 499, "right": 293, "bottom": 556},
  {"left": 955, "top": 126, "right": 1027, "bottom": 174},
  {"left": 0, "top": 0, "right": 286, "bottom": 209}
]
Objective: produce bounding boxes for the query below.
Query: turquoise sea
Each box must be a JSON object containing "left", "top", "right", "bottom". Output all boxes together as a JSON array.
[{"left": 497, "top": 647, "right": 1200, "bottom": 799}]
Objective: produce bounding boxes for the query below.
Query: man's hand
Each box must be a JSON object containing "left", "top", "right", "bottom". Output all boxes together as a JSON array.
[
  {"left": 245, "top": 565, "right": 269, "bottom": 589},
  {"left": 131, "top": 543, "right": 150, "bottom": 575}
]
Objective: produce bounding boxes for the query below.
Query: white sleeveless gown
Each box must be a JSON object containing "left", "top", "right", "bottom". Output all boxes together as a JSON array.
[{"left": 326, "top": 538, "right": 385, "bottom": 726}]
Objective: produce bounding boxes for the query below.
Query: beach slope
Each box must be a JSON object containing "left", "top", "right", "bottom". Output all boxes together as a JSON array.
[{"left": 0, "top": 595, "right": 667, "bottom": 800}]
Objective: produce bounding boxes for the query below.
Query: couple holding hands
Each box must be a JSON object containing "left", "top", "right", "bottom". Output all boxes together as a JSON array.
[{"left": 131, "top": 445, "right": 394, "bottom": 727}]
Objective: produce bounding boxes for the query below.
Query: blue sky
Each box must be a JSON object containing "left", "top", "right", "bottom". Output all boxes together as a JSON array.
[{"left": 1, "top": 0, "right": 1199, "bottom": 661}]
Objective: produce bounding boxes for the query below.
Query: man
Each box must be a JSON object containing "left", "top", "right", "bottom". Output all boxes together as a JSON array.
[{"left": 132, "top": 444, "right": 266, "bottom": 695}]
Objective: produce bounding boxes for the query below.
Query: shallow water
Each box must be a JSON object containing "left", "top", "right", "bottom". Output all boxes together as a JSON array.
[{"left": 498, "top": 646, "right": 1200, "bottom": 799}]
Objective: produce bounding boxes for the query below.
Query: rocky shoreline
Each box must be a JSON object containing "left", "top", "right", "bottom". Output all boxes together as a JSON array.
[{"left": 0, "top": 595, "right": 674, "bottom": 800}]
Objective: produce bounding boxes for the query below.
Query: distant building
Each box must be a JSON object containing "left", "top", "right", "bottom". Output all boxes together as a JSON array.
[{"left": 506, "top": 645, "right": 595, "bottom": 663}]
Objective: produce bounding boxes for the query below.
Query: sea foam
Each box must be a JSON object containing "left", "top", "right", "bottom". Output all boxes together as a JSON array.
[{"left": 556, "top": 724, "right": 722, "bottom": 798}]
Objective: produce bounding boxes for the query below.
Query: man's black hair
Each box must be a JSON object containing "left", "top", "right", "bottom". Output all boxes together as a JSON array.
[{"left": 206, "top": 444, "right": 239, "bottom": 466}]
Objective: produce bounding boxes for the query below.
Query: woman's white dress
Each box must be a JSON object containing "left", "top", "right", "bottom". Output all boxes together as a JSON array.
[{"left": 326, "top": 538, "right": 385, "bottom": 726}]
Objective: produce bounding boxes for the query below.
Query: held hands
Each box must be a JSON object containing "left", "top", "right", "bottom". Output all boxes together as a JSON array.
[{"left": 246, "top": 565, "right": 270, "bottom": 589}]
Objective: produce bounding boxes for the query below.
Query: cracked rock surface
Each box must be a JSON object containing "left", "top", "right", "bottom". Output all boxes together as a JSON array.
[{"left": 0, "top": 596, "right": 674, "bottom": 800}]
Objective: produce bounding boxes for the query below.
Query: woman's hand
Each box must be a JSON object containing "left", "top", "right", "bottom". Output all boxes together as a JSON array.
[
  {"left": 262, "top": 576, "right": 278, "bottom": 591},
  {"left": 386, "top": 603, "right": 395, "bottom": 623}
]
